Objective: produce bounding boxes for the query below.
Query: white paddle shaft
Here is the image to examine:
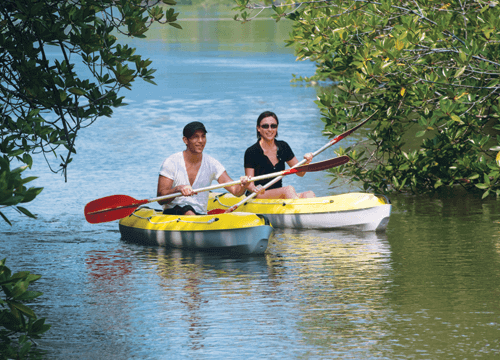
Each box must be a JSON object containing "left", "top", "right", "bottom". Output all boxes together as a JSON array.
[{"left": 149, "top": 159, "right": 330, "bottom": 204}]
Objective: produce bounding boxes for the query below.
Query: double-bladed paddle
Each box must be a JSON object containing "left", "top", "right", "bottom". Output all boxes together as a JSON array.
[
  {"left": 209, "top": 115, "right": 373, "bottom": 215},
  {"left": 84, "top": 156, "right": 350, "bottom": 224}
]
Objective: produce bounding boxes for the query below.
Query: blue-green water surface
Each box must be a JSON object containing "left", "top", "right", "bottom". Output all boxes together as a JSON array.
[{"left": 1, "top": 18, "right": 500, "bottom": 359}]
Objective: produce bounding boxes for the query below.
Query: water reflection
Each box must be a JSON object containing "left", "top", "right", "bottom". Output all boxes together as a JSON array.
[
  {"left": 128, "top": 232, "right": 395, "bottom": 358},
  {"left": 4, "top": 209, "right": 500, "bottom": 359},
  {"left": 130, "top": 247, "right": 275, "bottom": 356},
  {"left": 266, "top": 230, "right": 394, "bottom": 357},
  {"left": 384, "top": 194, "right": 500, "bottom": 358},
  {"left": 86, "top": 249, "right": 133, "bottom": 293}
]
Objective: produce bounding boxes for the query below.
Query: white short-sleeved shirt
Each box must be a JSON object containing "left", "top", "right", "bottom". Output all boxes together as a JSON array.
[{"left": 159, "top": 152, "right": 226, "bottom": 214}]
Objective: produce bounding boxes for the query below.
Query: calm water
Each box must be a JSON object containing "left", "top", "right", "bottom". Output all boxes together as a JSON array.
[{"left": 1, "top": 19, "right": 500, "bottom": 359}]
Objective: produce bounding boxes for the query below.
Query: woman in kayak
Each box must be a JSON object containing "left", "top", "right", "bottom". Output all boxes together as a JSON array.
[{"left": 244, "top": 111, "right": 316, "bottom": 199}]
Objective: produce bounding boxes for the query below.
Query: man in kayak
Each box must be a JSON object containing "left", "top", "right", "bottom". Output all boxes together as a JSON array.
[{"left": 157, "top": 121, "right": 251, "bottom": 215}]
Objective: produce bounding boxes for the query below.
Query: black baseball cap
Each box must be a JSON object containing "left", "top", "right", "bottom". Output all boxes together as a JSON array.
[{"left": 183, "top": 121, "right": 207, "bottom": 138}]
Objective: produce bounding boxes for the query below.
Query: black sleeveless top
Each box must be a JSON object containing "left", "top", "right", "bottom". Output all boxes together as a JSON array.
[{"left": 244, "top": 140, "right": 295, "bottom": 190}]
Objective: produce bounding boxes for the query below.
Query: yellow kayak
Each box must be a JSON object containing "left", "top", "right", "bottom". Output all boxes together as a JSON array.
[
  {"left": 119, "top": 208, "right": 273, "bottom": 255},
  {"left": 207, "top": 192, "right": 391, "bottom": 232}
]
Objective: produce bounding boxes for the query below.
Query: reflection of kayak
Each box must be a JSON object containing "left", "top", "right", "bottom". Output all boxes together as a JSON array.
[
  {"left": 119, "top": 208, "right": 273, "bottom": 255},
  {"left": 208, "top": 192, "right": 392, "bottom": 232}
]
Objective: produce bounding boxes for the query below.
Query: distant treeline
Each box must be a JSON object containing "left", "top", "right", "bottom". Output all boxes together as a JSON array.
[{"left": 176, "top": 0, "right": 235, "bottom": 6}]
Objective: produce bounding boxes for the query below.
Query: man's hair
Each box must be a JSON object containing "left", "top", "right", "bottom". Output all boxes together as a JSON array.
[{"left": 183, "top": 121, "right": 207, "bottom": 139}]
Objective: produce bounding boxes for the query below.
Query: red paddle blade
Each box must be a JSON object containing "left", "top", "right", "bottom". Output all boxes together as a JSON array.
[
  {"left": 305, "top": 155, "right": 349, "bottom": 171},
  {"left": 84, "top": 195, "right": 148, "bottom": 224},
  {"left": 207, "top": 208, "right": 226, "bottom": 215},
  {"left": 285, "top": 155, "right": 350, "bottom": 175}
]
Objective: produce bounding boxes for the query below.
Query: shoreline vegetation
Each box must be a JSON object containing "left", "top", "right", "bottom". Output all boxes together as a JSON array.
[
  {"left": 173, "top": 1, "right": 273, "bottom": 20},
  {"left": 140, "top": 2, "right": 295, "bottom": 49}
]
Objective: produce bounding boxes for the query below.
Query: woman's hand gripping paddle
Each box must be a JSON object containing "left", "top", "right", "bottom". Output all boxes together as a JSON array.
[
  {"left": 84, "top": 156, "right": 349, "bottom": 224},
  {"left": 209, "top": 115, "right": 374, "bottom": 215}
]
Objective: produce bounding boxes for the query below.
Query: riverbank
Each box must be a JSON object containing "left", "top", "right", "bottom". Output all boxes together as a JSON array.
[{"left": 173, "top": 2, "right": 276, "bottom": 20}]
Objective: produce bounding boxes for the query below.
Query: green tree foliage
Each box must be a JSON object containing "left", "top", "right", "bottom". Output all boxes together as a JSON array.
[
  {"left": 0, "top": 0, "right": 181, "bottom": 223},
  {"left": 0, "top": 259, "right": 50, "bottom": 359},
  {"left": 234, "top": 0, "right": 500, "bottom": 197}
]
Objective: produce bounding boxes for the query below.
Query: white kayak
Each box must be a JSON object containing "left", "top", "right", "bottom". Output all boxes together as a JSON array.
[{"left": 207, "top": 192, "right": 391, "bottom": 232}]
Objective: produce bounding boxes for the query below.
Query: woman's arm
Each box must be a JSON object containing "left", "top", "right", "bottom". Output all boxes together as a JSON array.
[
  {"left": 286, "top": 153, "right": 313, "bottom": 177},
  {"left": 286, "top": 157, "right": 306, "bottom": 177}
]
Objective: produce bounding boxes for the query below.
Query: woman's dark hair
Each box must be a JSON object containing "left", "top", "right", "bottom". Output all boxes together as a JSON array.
[{"left": 256, "top": 111, "right": 279, "bottom": 139}]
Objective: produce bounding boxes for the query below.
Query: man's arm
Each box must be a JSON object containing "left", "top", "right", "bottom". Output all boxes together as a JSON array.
[
  {"left": 218, "top": 171, "right": 248, "bottom": 197},
  {"left": 157, "top": 175, "right": 194, "bottom": 205},
  {"left": 244, "top": 167, "right": 265, "bottom": 195}
]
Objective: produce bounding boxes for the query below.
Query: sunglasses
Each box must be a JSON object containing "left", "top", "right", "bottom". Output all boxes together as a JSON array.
[{"left": 260, "top": 124, "right": 278, "bottom": 129}]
